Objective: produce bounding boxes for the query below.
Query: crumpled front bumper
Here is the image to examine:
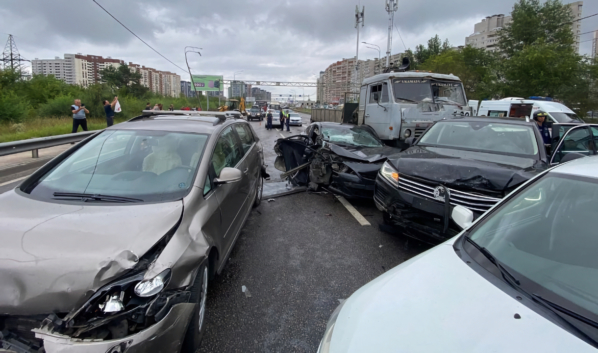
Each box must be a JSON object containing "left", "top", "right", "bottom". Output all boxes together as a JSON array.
[
  {"left": 34, "top": 303, "right": 194, "bottom": 353},
  {"left": 374, "top": 176, "right": 460, "bottom": 244}
]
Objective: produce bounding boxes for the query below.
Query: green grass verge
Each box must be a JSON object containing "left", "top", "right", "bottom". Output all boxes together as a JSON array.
[{"left": 0, "top": 116, "right": 128, "bottom": 143}]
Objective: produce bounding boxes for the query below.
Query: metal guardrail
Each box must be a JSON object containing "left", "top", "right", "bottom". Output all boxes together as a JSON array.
[{"left": 0, "top": 131, "right": 96, "bottom": 158}]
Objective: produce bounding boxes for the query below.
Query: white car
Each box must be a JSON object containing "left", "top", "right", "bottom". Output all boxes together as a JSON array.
[
  {"left": 318, "top": 156, "right": 598, "bottom": 353},
  {"left": 271, "top": 110, "right": 281, "bottom": 128},
  {"left": 288, "top": 113, "right": 303, "bottom": 126}
]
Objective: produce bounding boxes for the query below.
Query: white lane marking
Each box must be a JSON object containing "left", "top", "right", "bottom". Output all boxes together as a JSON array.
[
  {"left": 335, "top": 195, "right": 371, "bottom": 226},
  {"left": 279, "top": 133, "right": 286, "bottom": 139},
  {"left": 0, "top": 175, "right": 29, "bottom": 187}
]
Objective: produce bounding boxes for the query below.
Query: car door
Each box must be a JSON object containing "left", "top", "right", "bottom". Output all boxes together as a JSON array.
[
  {"left": 550, "top": 125, "right": 597, "bottom": 165},
  {"left": 233, "top": 123, "right": 260, "bottom": 201},
  {"left": 364, "top": 82, "right": 392, "bottom": 139},
  {"left": 210, "top": 126, "right": 247, "bottom": 251}
]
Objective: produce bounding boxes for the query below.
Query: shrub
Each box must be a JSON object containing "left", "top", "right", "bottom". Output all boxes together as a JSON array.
[
  {"left": 38, "top": 95, "right": 76, "bottom": 118},
  {"left": 0, "top": 91, "right": 30, "bottom": 123}
]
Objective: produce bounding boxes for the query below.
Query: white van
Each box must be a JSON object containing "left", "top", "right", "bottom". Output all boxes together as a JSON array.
[{"left": 476, "top": 98, "right": 583, "bottom": 123}]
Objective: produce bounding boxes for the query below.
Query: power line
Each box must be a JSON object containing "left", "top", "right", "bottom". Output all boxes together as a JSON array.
[
  {"left": 579, "top": 30, "right": 598, "bottom": 36},
  {"left": 92, "top": 0, "right": 187, "bottom": 72},
  {"left": 394, "top": 25, "right": 407, "bottom": 51},
  {"left": 572, "top": 13, "right": 598, "bottom": 23}
]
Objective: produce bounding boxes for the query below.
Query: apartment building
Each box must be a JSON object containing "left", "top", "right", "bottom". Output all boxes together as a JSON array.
[
  {"left": 251, "top": 87, "right": 271, "bottom": 101},
  {"left": 465, "top": 1, "right": 583, "bottom": 53},
  {"left": 228, "top": 81, "right": 247, "bottom": 98},
  {"left": 32, "top": 53, "right": 181, "bottom": 96}
]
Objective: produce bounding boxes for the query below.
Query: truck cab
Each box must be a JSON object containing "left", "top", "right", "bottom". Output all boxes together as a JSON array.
[{"left": 358, "top": 72, "right": 471, "bottom": 148}]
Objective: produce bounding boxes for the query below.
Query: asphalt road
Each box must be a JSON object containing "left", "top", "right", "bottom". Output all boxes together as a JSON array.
[{"left": 198, "top": 112, "right": 431, "bottom": 352}]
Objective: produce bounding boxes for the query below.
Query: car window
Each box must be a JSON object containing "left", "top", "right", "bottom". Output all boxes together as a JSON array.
[
  {"left": 419, "top": 121, "right": 538, "bottom": 156},
  {"left": 212, "top": 126, "right": 242, "bottom": 177},
  {"left": 468, "top": 173, "right": 598, "bottom": 320},
  {"left": 381, "top": 83, "right": 389, "bottom": 103},
  {"left": 552, "top": 127, "right": 592, "bottom": 164},
  {"left": 234, "top": 124, "right": 255, "bottom": 155},
  {"left": 369, "top": 84, "right": 381, "bottom": 104},
  {"left": 25, "top": 130, "right": 208, "bottom": 202},
  {"left": 203, "top": 174, "right": 212, "bottom": 195},
  {"left": 488, "top": 110, "right": 508, "bottom": 118}
]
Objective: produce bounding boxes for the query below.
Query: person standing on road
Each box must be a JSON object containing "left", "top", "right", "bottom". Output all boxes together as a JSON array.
[
  {"left": 266, "top": 110, "right": 273, "bottom": 130},
  {"left": 285, "top": 109, "right": 291, "bottom": 132},
  {"left": 71, "top": 99, "right": 89, "bottom": 133},
  {"left": 168, "top": 104, "right": 174, "bottom": 111},
  {"left": 103, "top": 96, "right": 118, "bottom": 127},
  {"left": 279, "top": 109, "right": 285, "bottom": 130},
  {"left": 534, "top": 111, "right": 552, "bottom": 145},
  {"left": 145, "top": 102, "right": 151, "bottom": 110}
]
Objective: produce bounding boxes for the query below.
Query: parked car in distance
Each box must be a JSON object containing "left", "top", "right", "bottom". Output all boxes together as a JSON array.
[
  {"left": 288, "top": 113, "right": 303, "bottom": 126},
  {"left": 247, "top": 106, "right": 263, "bottom": 121},
  {"left": 0, "top": 111, "right": 268, "bottom": 353},
  {"left": 275, "top": 122, "right": 401, "bottom": 198},
  {"left": 319, "top": 156, "right": 598, "bottom": 353},
  {"left": 375, "top": 117, "right": 598, "bottom": 244}
]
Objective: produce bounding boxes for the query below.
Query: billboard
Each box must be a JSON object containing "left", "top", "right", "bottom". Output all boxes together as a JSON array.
[
  {"left": 191, "top": 75, "right": 223, "bottom": 91},
  {"left": 246, "top": 97, "right": 256, "bottom": 102}
]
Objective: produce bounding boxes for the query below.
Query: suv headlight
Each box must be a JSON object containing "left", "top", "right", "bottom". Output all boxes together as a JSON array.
[
  {"left": 379, "top": 161, "right": 399, "bottom": 187},
  {"left": 318, "top": 300, "right": 347, "bottom": 353},
  {"left": 134, "top": 269, "right": 172, "bottom": 297}
]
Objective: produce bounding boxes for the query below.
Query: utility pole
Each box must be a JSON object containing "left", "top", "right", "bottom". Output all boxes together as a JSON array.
[
  {"left": 354, "top": 5, "right": 365, "bottom": 99},
  {"left": 2, "top": 34, "right": 29, "bottom": 75},
  {"left": 385, "top": 0, "right": 398, "bottom": 69}
]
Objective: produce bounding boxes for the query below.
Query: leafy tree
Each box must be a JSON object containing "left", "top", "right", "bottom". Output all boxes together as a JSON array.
[
  {"left": 99, "top": 64, "right": 145, "bottom": 94},
  {"left": 412, "top": 35, "right": 452, "bottom": 68},
  {"left": 498, "top": 0, "right": 575, "bottom": 57}
]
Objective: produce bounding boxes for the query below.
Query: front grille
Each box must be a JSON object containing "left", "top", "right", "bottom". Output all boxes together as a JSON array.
[
  {"left": 414, "top": 128, "right": 427, "bottom": 138},
  {"left": 375, "top": 186, "right": 389, "bottom": 202},
  {"left": 398, "top": 175, "right": 501, "bottom": 213}
]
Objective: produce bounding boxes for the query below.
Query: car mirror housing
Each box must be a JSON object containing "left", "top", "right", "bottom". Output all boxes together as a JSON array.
[
  {"left": 452, "top": 205, "right": 474, "bottom": 230},
  {"left": 405, "top": 137, "right": 416, "bottom": 146},
  {"left": 214, "top": 167, "right": 243, "bottom": 185}
]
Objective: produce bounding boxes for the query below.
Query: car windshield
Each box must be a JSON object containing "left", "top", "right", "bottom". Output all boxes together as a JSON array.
[
  {"left": 24, "top": 130, "right": 208, "bottom": 203},
  {"left": 468, "top": 173, "right": 598, "bottom": 320},
  {"left": 418, "top": 121, "right": 538, "bottom": 156},
  {"left": 392, "top": 79, "right": 466, "bottom": 105},
  {"left": 321, "top": 125, "right": 383, "bottom": 147},
  {"left": 550, "top": 112, "right": 584, "bottom": 123}
]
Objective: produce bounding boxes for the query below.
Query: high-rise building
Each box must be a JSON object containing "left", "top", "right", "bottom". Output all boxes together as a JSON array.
[
  {"left": 32, "top": 53, "right": 180, "bottom": 96},
  {"left": 465, "top": 1, "right": 583, "bottom": 53},
  {"left": 228, "top": 81, "right": 246, "bottom": 98},
  {"left": 181, "top": 81, "right": 194, "bottom": 98},
  {"left": 251, "top": 87, "right": 271, "bottom": 101}
]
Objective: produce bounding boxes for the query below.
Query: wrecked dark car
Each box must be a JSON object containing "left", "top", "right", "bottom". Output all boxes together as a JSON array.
[
  {"left": 274, "top": 122, "right": 401, "bottom": 198},
  {"left": 375, "top": 117, "right": 553, "bottom": 244},
  {"left": 0, "top": 112, "right": 267, "bottom": 352}
]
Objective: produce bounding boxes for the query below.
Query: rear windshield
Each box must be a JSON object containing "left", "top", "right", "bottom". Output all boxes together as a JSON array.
[
  {"left": 24, "top": 130, "right": 208, "bottom": 203},
  {"left": 418, "top": 121, "right": 538, "bottom": 156}
]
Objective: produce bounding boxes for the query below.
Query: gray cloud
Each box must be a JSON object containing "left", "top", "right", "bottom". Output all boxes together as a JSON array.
[{"left": 2, "top": 0, "right": 596, "bottom": 98}]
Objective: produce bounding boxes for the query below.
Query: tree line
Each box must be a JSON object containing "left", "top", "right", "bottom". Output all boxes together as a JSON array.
[{"left": 400, "top": 0, "right": 598, "bottom": 115}]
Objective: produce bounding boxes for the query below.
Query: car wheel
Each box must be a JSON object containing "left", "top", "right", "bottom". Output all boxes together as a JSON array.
[
  {"left": 253, "top": 175, "right": 263, "bottom": 208},
  {"left": 182, "top": 263, "right": 209, "bottom": 352}
]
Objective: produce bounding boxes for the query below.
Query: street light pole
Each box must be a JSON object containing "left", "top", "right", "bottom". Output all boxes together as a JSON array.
[
  {"left": 362, "top": 42, "right": 381, "bottom": 74},
  {"left": 184, "top": 46, "right": 203, "bottom": 109},
  {"left": 354, "top": 6, "right": 365, "bottom": 96}
]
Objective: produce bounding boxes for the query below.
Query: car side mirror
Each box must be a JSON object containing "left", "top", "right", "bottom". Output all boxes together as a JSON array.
[
  {"left": 405, "top": 137, "right": 416, "bottom": 146},
  {"left": 214, "top": 167, "right": 243, "bottom": 185},
  {"left": 452, "top": 205, "right": 474, "bottom": 230}
]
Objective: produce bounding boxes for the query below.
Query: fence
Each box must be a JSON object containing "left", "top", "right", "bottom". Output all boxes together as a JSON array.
[
  {"left": 310, "top": 109, "right": 343, "bottom": 123},
  {"left": 0, "top": 131, "right": 96, "bottom": 158}
]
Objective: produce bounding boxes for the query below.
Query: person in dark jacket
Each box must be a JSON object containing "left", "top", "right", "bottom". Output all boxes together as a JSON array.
[
  {"left": 266, "top": 110, "right": 273, "bottom": 130},
  {"left": 534, "top": 111, "right": 551, "bottom": 145},
  {"left": 103, "top": 96, "right": 118, "bottom": 127},
  {"left": 279, "top": 110, "right": 284, "bottom": 130}
]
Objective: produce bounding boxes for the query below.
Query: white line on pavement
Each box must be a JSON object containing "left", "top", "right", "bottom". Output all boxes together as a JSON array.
[
  {"left": 279, "top": 133, "right": 286, "bottom": 139},
  {"left": 0, "top": 175, "right": 29, "bottom": 187},
  {"left": 335, "top": 195, "right": 371, "bottom": 226}
]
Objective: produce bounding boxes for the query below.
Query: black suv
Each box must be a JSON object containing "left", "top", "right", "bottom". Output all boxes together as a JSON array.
[
  {"left": 247, "top": 106, "right": 263, "bottom": 121},
  {"left": 375, "top": 117, "right": 598, "bottom": 244}
]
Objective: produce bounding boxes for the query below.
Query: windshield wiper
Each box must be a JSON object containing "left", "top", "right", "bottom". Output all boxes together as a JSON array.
[
  {"left": 53, "top": 192, "right": 143, "bottom": 203},
  {"left": 532, "top": 294, "right": 598, "bottom": 330},
  {"left": 464, "top": 235, "right": 520, "bottom": 285}
]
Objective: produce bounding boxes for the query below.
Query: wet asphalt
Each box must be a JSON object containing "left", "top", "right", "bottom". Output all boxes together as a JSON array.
[{"left": 198, "top": 114, "right": 431, "bottom": 353}]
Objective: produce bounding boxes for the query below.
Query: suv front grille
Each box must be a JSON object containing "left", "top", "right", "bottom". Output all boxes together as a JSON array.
[{"left": 398, "top": 175, "right": 501, "bottom": 213}]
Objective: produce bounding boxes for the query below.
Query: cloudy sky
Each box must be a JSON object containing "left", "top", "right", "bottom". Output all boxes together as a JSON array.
[{"left": 1, "top": 0, "right": 597, "bottom": 98}]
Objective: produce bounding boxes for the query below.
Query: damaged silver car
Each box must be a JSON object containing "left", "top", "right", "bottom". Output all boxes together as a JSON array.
[
  {"left": 0, "top": 112, "right": 267, "bottom": 353},
  {"left": 274, "top": 122, "right": 401, "bottom": 198}
]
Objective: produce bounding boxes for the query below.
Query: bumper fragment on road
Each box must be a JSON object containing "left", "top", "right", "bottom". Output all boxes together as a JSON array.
[{"left": 335, "top": 195, "right": 371, "bottom": 226}]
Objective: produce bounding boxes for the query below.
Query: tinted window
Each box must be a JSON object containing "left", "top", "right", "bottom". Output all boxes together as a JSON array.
[
  {"left": 419, "top": 121, "right": 538, "bottom": 156},
  {"left": 234, "top": 124, "right": 255, "bottom": 154},
  {"left": 212, "top": 126, "right": 242, "bottom": 176},
  {"left": 26, "top": 130, "right": 208, "bottom": 202}
]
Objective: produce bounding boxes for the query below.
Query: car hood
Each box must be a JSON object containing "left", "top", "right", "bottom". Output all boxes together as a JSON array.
[
  {"left": 0, "top": 190, "right": 183, "bottom": 315},
  {"left": 328, "top": 143, "right": 402, "bottom": 163},
  {"left": 390, "top": 146, "right": 544, "bottom": 193},
  {"left": 329, "top": 240, "right": 594, "bottom": 353}
]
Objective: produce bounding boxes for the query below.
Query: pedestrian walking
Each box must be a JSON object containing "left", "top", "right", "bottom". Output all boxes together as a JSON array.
[
  {"left": 145, "top": 103, "right": 151, "bottom": 110},
  {"left": 71, "top": 99, "right": 89, "bottom": 133},
  {"left": 103, "top": 96, "right": 118, "bottom": 127},
  {"left": 266, "top": 110, "right": 273, "bottom": 130},
  {"left": 279, "top": 110, "right": 284, "bottom": 130},
  {"left": 285, "top": 109, "right": 291, "bottom": 132},
  {"left": 168, "top": 104, "right": 174, "bottom": 111}
]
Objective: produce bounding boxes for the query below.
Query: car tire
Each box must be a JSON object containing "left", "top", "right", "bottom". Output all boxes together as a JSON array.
[
  {"left": 181, "top": 263, "right": 209, "bottom": 353},
  {"left": 253, "top": 174, "right": 263, "bottom": 208}
]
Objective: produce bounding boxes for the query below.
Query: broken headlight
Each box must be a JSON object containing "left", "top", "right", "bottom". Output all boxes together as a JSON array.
[
  {"left": 380, "top": 161, "right": 399, "bottom": 187},
  {"left": 134, "top": 269, "right": 172, "bottom": 297}
]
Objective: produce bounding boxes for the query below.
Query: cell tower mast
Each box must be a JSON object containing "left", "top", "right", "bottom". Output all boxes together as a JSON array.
[
  {"left": 385, "top": 0, "right": 399, "bottom": 68},
  {"left": 2, "top": 34, "right": 29, "bottom": 73}
]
